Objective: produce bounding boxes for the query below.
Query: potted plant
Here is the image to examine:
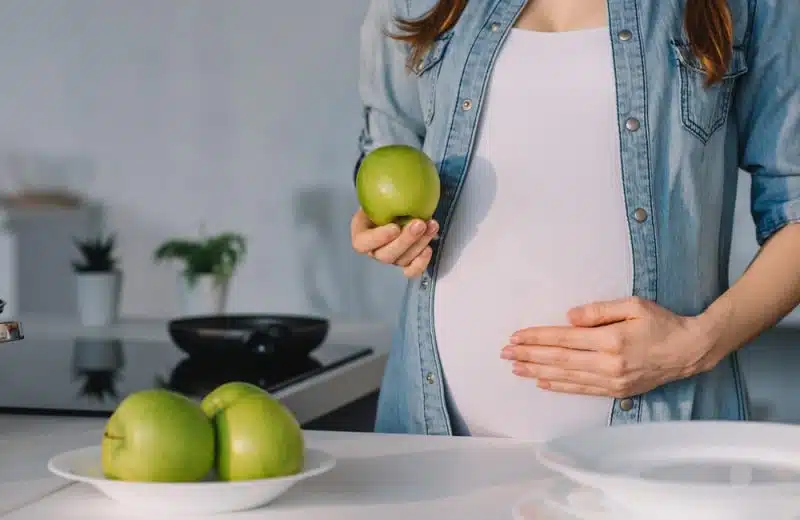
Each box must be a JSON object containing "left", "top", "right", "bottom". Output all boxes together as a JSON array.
[
  {"left": 72, "top": 233, "right": 121, "bottom": 326},
  {"left": 153, "top": 232, "right": 246, "bottom": 316}
]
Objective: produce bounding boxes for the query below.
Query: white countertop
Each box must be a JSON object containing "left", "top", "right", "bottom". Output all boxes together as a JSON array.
[{"left": 0, "top": 416, "right": 554, "bottom": 519}]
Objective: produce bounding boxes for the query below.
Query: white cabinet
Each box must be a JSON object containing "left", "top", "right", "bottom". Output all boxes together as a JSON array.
[
  {"left": 0, "top": 210, "right": 17, "bottom": 319},
  {"left": 5, "top": 203, "right": 105, "bottom": 316}
]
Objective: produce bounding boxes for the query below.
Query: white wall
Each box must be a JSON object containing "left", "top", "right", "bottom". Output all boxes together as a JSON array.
[
  {"left": 0, "top": 0, "right": 796, "bottom": 326},
  {"left": 0, "top": 0, "right": 408, "bottom": 321}
]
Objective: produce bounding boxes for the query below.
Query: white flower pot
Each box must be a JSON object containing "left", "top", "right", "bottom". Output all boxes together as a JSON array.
[
  {"left": 75, "top": 271, "right": 122, "bottom": 326},
  {"left": 178, "top": 274, "right": 228, "bottom": 317}
]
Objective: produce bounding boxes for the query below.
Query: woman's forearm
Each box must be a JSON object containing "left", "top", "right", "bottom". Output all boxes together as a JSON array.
[{"left": 699, "top": 223, "right": 800, "bottom": 360}]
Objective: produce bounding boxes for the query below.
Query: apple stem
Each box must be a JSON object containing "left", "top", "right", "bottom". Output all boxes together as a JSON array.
[{"left": 103, "top": 432, "right": 123, "bottom": 441}]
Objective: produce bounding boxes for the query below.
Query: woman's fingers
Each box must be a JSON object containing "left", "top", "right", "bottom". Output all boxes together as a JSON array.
[
  {"left": 402, "top": 247, "right": 433, "bottom": 278},
  {"left": 351, "top": 209, "right": 438, "bottom": 277},
  {"left": 395, "top": 221, "right": 439, "bottom": 267},
  {"left": 371, "top": 219, "right": 428, "bottom": 264},
  {"left": 350, "top": 209, "right": 401, "bottom": 255}
]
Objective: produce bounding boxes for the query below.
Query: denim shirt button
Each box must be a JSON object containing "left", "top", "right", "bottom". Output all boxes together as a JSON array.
[
  {"left": 426, "top": 372, "right": 435, "bottom": 384},
  {"left": 619, "top": 398, "right": 635, "bottom": 411},
  {"left": 461, "top": 99, "right": 473, "bottom": 111},
  {"left": 633, "top": 208, "right": 648, "bottom": 223},
  {"left": 420, "top": 277, "right": 429, "bottom": 289},
  {"left": 618, "top": 30, "right": 633, "bottom": 41},
  {"left": 625, "top": 118, "right": 641, "bottom": 132},
  {"left": 490, "top": 22, "right": 501, "bottom": 32}
]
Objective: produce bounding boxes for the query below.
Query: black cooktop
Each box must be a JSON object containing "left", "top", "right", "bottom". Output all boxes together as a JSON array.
[{"left": 0, "top": 337, "right": 372, "bottom": 417}]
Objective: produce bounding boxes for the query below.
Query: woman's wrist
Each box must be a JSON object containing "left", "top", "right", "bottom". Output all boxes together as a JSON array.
[
  {"left": 693, "top": 224, "right": 800, "bottom": 369},
  {"left": 694, "top": 289, "right": 775, "bottom": 370},
  {"left": 694, "top": 301, "right": 736, "bottom": 364},
  {"left": 677, "top": 298, "right": 742, "bottom": 377}
]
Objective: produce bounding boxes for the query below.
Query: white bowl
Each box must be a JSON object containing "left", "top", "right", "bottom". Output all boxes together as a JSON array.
[
  {"left": 536, "top": 421, "right": 800, "bottom": 520},
  {"left": 48, "top": 445, "right": 335, "bottom": 515}
]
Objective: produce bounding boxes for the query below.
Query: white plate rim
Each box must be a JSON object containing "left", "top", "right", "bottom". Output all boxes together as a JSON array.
[
  {"left": 48, "top": 445, "right": 336, "bottom": 487},
  {"left": 536, "top": 421, "right": 800, "bottom": 497}
]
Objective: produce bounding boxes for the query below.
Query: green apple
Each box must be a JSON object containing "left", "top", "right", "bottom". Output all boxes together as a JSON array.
[
  {"left": 201, "top": 383, "right": 304, "bottom": 481},
  {"left": 356, "top": 144, "right": 441, "bottom": 226},
  {"left": 200, "top": 381, "right": 264, "bottom": 418},
  {"left": 101, "top": 389, "right": 214, "bottom": 482}
]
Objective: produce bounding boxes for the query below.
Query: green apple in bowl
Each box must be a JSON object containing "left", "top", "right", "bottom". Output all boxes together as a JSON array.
[
  {"left": 200, "top": 381, "right": 264, "bottom": 417},
  {"left": 201, "top": 382, "right": 305, "bottom": 481},
  {"left": 356, "top": 144, "right": 441, "bottom": 226},
  {"left": 101, "top": 389, "right": 214, "bottom": 482}
]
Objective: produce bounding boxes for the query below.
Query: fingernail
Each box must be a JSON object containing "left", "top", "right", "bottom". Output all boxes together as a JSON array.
[
  {"left": 509, "top": 335, "right": 521, "bottom": 344},
  {"left": 410, "top": 220, "right": 425, "bottom": 235},
  {"left": 428, "top": 221, "right": 439, "bottom": 234},
  {"left": 500, "top": 347, "right": 513, "bottom": 359}
]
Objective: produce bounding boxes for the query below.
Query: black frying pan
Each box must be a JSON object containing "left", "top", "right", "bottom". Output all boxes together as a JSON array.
[{"left": 168, "top": 314, "right": 329, "bottom": 360}]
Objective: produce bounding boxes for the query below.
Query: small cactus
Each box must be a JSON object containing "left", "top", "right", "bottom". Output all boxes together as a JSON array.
[{"left": 73, "top": 234, "right": 118, "bottom": 273}]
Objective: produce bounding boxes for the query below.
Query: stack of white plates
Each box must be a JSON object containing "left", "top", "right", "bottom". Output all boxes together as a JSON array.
[{"left": 513, "top": 421, "right": 800, "bottom": 520}]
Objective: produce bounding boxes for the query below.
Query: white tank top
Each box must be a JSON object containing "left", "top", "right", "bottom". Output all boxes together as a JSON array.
[{"left": 433, "top": 27, "right": 633, "bottom": 441}]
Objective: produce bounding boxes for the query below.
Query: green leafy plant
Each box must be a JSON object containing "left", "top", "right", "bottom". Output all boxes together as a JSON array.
[
  {"left": 73, "top": 234, "right": 118, "bottom": 273},
  {"left": 153, "top": 232, "right": 247, "bottom": 287}
]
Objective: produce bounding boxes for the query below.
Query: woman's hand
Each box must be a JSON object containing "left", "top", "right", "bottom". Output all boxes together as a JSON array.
[
  {"left": 500, "top": 297, "right": 721, "bottom": 398},
  {"left": 350, "top": 208, "right": 439, "bottom": 278}
]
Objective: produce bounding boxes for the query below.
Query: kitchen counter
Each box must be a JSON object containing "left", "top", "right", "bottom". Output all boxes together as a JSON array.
[
  {"left": 13, "top": 315, "right": 394, "bottom": 425},
  {"left": 0, "top": 416, "right": 553, "bottom": 519},
  {"left": 16, "top": 313, "right": 800, "bottom": 424}
]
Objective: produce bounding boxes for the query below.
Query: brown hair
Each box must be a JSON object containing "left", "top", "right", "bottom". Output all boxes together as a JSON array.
[{"left": 393, "top": 0, "right": 733, "bottom": 86}]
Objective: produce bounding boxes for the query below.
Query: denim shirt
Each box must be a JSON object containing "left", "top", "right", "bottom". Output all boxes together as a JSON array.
[{"left": 355, "top": 0, "right": 800, "bottom": 435}]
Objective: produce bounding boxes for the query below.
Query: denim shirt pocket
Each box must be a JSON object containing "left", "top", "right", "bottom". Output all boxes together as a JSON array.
[
  {"left": 412, "top": 31, "right": 454, "bottom": 126},
  {"left": 670, "top": 40, "right": 749, "bottom": 144}
]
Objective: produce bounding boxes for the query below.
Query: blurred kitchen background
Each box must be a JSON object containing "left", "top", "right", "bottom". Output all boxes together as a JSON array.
[
  {"left": 0, "top": 0, "right": 797, "bottom": 426},
  {"left": 0, "top": 0, "right": 407, "bottom": 323}
]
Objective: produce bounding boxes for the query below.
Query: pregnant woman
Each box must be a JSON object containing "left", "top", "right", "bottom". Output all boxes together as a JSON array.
[{"left": 350, "top": 0, "right": 800, "bottom": 440}]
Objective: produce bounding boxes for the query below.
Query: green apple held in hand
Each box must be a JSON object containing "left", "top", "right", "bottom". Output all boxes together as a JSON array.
[
  {"left": 101, "top": 389, "right": 214, "bottom": 482},
  {"left": 356, "top": 145, "right": 441, "bottom": 226},
  {"left": 201, "top": 382, "right": 305, "bottom": 481}
]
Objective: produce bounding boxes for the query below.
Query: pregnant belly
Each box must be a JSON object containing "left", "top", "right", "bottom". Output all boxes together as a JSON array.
[{"left": 432, "top": 204, "right": 633, "bottom": 441}]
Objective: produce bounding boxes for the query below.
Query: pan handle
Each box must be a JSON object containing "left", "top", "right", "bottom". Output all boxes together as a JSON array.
[{"left": 243, "top": 324, "right": 292, "bottom": 356}]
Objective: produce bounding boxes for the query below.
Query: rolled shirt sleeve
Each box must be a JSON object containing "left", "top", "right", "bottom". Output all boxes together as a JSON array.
[
  {"left": 734, "top": 1, "right": 800, "bottom": 245},
  {"left": 353, "top": 0, "right": 426, "bottom": 182}
]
